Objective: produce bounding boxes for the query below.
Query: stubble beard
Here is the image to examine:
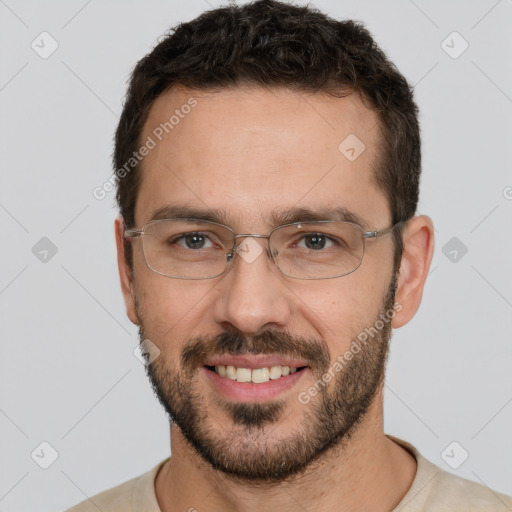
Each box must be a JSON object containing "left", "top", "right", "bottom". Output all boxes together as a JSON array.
[{"left": 138, "top": 277, "right": 397, "bottom": 482}]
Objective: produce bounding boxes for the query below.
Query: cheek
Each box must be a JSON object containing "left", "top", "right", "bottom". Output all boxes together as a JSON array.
[
  {"left": 136, "top": 276, "right": 215, "bottom": 342},
  {"left": 294, "top": 277, "right": 387, "bottom": 355}
]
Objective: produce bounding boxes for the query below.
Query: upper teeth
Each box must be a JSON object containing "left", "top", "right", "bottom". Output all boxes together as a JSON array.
[{"left": 215, "top": 365, "right": 298, "bottom": 383}]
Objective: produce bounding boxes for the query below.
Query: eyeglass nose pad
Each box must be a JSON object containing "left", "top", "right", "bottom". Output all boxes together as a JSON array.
[{"left": 225, "top": 239, "right": 275, "bottom": 265}]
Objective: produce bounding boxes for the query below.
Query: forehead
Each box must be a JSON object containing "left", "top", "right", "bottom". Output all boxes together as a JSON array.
[{"left": 135, "top": 86, "right": 388, "bottom": 229}]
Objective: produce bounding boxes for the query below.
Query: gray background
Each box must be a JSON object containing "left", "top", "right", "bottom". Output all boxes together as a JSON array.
[{"left": 1, "top": 0, "right": 511, "bottom": 510}]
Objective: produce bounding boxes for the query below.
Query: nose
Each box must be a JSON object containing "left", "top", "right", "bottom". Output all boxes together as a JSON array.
[{"left": 212, "top": 237, "right": 293, "bottom": 334}]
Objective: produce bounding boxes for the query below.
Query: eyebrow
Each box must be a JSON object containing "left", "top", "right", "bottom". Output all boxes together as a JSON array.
[{"left": 147, "top": 203, "right": 370, "bottom": 230}]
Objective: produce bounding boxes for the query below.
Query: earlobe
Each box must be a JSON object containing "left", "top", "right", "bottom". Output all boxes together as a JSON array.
[
  {"left": 114, "top": 217, "right": 140, "bottom": 325},
  {"left": 391, "top": 215, "right": 435, "bottom": 329}
]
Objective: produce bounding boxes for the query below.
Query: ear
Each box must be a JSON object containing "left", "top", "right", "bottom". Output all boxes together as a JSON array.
[
  {"left": 114, "top": 217, "right": 139, "bottom": 325},
  {"left": 391, "top": 215, "right": 435, "bottom": 329}
]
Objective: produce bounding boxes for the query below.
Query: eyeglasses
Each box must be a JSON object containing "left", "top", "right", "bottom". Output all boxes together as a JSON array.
[{"left": 124, "top": 218, "right": 403, "bottom": 280}]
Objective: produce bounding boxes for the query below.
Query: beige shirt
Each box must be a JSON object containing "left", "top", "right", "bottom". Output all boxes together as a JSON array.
[{"left": 65, "top": 437, "right": 512, "bottom": 511}]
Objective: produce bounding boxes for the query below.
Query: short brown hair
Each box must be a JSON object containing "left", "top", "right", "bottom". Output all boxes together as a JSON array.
[{"left": 114, "top": 0, "right": 420, "bottom": 273}]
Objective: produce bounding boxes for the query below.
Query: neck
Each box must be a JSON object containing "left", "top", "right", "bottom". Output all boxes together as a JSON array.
[{"left": 155, "top": 393, "right": 417, "bottom": 512}]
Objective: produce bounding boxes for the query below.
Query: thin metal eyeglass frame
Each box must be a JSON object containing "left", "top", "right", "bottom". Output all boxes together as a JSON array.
[{"left": 124, "top": 218, "right": 404, "bottom": 280}]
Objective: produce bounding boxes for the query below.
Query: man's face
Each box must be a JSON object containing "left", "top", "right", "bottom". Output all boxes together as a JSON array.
[{"left": 129, "top": 87, "right": 397, "bottom": 481}]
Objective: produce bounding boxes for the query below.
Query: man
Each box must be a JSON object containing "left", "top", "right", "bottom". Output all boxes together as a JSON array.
[{"left": 67, "top": 1, "right": 511, "bottom": 510}]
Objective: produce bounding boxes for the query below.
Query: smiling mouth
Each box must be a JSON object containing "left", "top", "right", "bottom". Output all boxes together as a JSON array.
[{"left": 205, "top": 365, "right": 308, "bottom": 384}]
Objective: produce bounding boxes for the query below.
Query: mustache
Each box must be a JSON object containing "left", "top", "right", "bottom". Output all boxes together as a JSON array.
[{"left": 181, "top": 329, "right": 330, "bottom": 372}]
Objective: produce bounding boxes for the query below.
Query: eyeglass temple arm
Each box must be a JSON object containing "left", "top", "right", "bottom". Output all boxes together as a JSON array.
[
  {"left": 124, "top": 228, "right": 143, "bottom": 238},
  {"left": 363, "top": 220, "right": 405, "bottom": 239}
]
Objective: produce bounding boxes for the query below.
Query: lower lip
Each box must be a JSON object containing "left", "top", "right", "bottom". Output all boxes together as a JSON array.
[{"left": 203, "top": 367, "right": 308, "bottom": 402}]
